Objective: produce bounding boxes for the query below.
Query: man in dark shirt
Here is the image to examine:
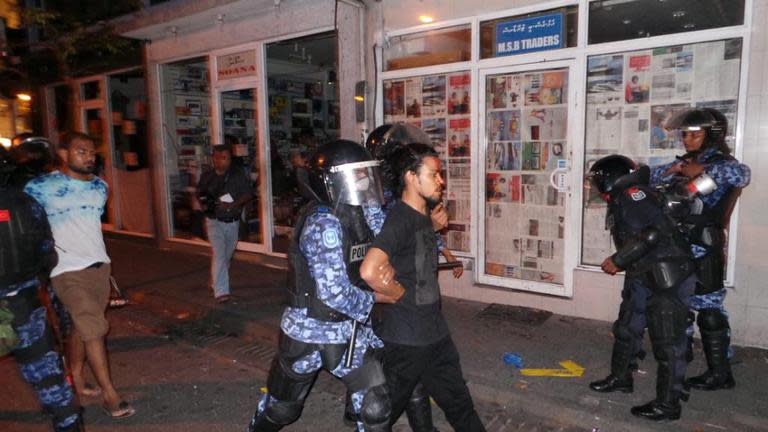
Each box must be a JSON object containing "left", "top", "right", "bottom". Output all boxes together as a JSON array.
[
  {"left": 361, "top": 143, "right": 485, "bottom": 431},
  {"left": 196, "top": 144, "right": 253, "bottom": 302}
]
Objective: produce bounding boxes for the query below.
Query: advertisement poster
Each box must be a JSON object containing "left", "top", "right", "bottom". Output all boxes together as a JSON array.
[
  {"left": 582, "top": 39, "right": 742, "bottom": 266},
  {"left": 383, "top": 71, "right": 473, "bottom": 253}
]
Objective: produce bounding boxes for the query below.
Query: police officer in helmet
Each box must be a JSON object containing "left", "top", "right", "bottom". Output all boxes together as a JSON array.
[
  {"left": 587, "top": 155, "right": 696, "bottom": 421},
  {"left": 650, "top": 108, "right": 750, "bottom": 391},
  {"left": 247, "top": 139, "right": 403, "bottom": 432},
  {"left": 7, "top": 134, "right": 55, "bottom": 188},
  {"left": 0, "top": 146, "right": 83, "bottom": 431}
]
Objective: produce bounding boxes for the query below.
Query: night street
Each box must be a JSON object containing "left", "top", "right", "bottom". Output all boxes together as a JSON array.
[{"left": 2, "top": 238, "right": 767, "bottom": 432}]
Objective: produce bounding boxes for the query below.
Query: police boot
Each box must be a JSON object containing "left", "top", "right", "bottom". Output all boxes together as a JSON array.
[
  {"left": 405, "top": 383, "right": 438, "bottom": 432},
  {"left": 247, "top": 411, "right": 283, "bottom": 432},
  {"left": 685, "top": 333, "right": 736, "bottom": 391},
  {"left": 686, "top": 328, "right": 735, "bottom": 390},
  {"left": 630, "top": 399, "right": 681, "bottom": 421},
  {"left": 631, "top": 350, "right": 686, "bottom": 421},
  {"left": 589, "top": 374, "right": 633, "bottom": 393},
  {"left": 590, "top": 338, "right": 634, "bottom": 393}
]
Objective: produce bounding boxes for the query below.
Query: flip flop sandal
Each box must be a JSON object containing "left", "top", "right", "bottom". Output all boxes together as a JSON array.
[{"left": 102, "top": 401, "right": 136, "bottom": 419}]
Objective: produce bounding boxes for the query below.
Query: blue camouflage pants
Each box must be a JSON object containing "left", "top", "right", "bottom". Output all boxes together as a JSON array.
[{"left": 6, "top": 285, "right": 80, "bottom": 431}]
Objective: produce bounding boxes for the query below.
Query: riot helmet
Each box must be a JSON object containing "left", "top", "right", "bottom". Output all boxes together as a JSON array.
[
  {"left": 365, "top": 123, "right": 432, "bottom": 203},
  {"left": 588, "top": 154, "right": 650, "bottom": 197},
  {"left": 308, "top": 139, "right": 384, "bottom": 207},
  {"left": 664, "top": 108, "right": 729, "bottom": 154},
  {"left": 9, "top": 134, "right": 55, "bottom": 177},
  {"left": 365, "top": 123, "right": 432, "bottom": 160}
]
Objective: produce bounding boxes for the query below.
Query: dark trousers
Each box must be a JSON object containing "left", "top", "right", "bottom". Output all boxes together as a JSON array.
[{"left": 383, "top": 335, "right": 485, "bottom": 432}]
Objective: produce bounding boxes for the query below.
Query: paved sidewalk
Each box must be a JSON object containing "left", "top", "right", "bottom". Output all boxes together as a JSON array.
[{"left": 5, "top": 236, "right": 765, "bottom": 431}]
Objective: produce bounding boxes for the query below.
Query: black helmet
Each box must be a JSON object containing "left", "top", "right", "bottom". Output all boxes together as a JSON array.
[
  {"left": 588, "top": 154, "right": 649, "bottom": 196},
  {"left": 308, "top": 139, "right": 384, "bottom": 207},
  {"left": 664, "top": 108, "right": 728, "bottom": 151},
  {"left": 9, "top": 135, "right": 54, "bottom": 177},
  {"left": 365, "top": 123, "right": 432, "bottom": 159}
]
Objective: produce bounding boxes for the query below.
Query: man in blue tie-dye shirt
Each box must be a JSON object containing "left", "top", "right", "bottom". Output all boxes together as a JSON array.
[{"left": 25, "top": 132, "right": 136, "bottom": 419}]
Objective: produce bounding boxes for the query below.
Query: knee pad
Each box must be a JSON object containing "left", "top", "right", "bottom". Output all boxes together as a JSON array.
[
  {"left": 263, "top": 399, "right": 304, "bottom": 426},
  {"left": 360, "top": 384, "right": 391, "bottom": 428},
  {"left": 647, "top": 295, "right": 687, "bottom": 346},
  {"left": 697, "top": 308, "right": 729, "bottom": 333},
  {"left": 266, "top": 355, "right": 315, "bottom": 402},
  {"left": 612, "top": 320, "right": 633, "bottom": 342}
]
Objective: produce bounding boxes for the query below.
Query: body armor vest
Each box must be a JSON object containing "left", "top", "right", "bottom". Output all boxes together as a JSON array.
[
  {"left": 0, "top": 189, "right": 47, "bottom": 286},
  {"left": 287, "top": 201, "right": 374, "bottom": 322},
  {"left": 609, "top": 185, "right": 693, "bottom": 289},
  {"left": 679, "top": 152, "right": 739, "bottom": 294}
]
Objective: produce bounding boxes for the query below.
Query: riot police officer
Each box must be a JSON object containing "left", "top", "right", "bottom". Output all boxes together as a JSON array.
[
  {"left": 247, "top": 139, "right": 403, "bottom": 432},
  {"left": 650, "top": 108, "right": 750, "bottom": 391},
  {"left": 7, "top": 134, "right": 56, "bottom": 188},
  {"left": 587, "top": 155, "right": 697, "bottom": 421},
  {"left": 0, "top": 148, "right": 83, "bottom": 431}
]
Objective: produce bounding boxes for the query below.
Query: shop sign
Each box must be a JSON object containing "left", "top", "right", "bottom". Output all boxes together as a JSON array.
[
  {"left": 495, "top": 13, "right": 564, "bottom": 57},
  {"left": 217, "top": 50, "right": 257, "bottom": 80}
]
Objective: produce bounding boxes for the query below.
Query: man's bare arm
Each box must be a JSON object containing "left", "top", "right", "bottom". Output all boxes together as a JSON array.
[{"left": 361, "top": 247, "right": 404, "bottom": 303}]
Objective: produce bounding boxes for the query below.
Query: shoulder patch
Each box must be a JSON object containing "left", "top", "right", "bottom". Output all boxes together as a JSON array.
[
  {"left": 627, "top": 187, "right": 646, "bottom": 201},
  {"left": 322, "top": 228, "right": 340, "bottom": 248}
]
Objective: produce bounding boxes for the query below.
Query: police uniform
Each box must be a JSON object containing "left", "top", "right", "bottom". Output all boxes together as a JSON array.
[
  {"left": 589, "top": 156, "right": 696, "bottom": 421},
  {"left": 247, "top": 140, "right": 391, "bottom": 432},
  {"left": 0, "top": 182, "right": 82, "bottom": 432},
  {"left": 651, "top": 146, "right": 750, "bottom": 390}
]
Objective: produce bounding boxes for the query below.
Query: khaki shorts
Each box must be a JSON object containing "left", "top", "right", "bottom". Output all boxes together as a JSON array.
[{"left": 52, "top": 264, "right": 111, "bottom": 341}]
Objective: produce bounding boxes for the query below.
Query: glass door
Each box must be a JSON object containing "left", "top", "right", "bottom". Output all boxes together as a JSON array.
[
  {"left": 217, "top": 87, "right": 265, "bottom": 250},
  {"left": 477, "top": 61, "right": 577, "bottom": 297}
]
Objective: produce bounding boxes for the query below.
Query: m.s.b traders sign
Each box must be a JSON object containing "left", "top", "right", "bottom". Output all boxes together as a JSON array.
[{"left": 495, "top": 13, "right": 564, "bottom": 57}]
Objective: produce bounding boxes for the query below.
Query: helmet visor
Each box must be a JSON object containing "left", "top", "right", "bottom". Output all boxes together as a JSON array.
[
  {"left": 327, "top": 160, "right": 385, "bottom": 207},
  {"left": 664, "top": 109, "right": 718, "bottom": 132}
]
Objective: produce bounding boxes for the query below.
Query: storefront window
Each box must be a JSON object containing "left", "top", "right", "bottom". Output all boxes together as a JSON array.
[
  {"left": 581, "top": 38, "right": 742, "bottom": 265},
  {"left": 480, "top": 6, "right": 578, "bottom": 59},
  {"left": 109, "top": 70, "right": 147, "bottom": 171},
  {"left": 588, "top": 0, "right": 745, "bottom": 44},
  {"left": 384, "top": 24, "right": 471, "bottom": 71},
  {"left": 266, "top": 31, "right": 338, "bottom": 253},
  {"left": 383, "top": 71, "right": 473, "bottom": 253},
  {"left": 161, "top": 57, "right": 211, "bottom": 240},
  {"left": 81, "top": 80, "right": 101, "bottom": 100},
  {"left": 482, "top": 68, "right": 569, "bottom": 285}
]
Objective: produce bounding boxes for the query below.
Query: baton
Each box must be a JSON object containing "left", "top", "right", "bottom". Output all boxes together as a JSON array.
[
  {"left": 437, "top": 261, "right": 463, "bottom": 271},
  {"left": 344, "top": 320, "right": 358, "bottom": 368}
]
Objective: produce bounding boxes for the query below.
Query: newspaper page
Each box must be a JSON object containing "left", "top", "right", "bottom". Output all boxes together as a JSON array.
[
  {"left": 484, "top": 67, "right": 568, "bottom": 285},
  {"left": 384, "top": 72, "right": 473, "bottom": 253},
  {"left": 422, "top": 75, "right": 446, "bottom": 117}
]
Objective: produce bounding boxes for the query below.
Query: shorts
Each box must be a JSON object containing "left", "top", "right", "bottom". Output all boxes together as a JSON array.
[{"left": 51, "top": 264, "right": 111, "bottom": 341}]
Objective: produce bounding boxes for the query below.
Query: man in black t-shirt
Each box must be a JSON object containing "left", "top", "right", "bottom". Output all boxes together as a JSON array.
[
  {"left": 196, "top": 145, "right": 253, "bottom": 302},
  {"left": 361, "top": 143, "right": 485, "bottom": 431}
]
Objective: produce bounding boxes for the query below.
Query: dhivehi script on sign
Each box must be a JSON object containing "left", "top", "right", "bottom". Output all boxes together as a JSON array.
[{"left": 495, "top": 13, "right": 564, "bottom": 57}]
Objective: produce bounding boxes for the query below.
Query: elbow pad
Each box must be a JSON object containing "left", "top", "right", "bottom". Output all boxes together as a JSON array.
[{"left": 613, "top": 227, "right": 660, "bottom": 268}]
